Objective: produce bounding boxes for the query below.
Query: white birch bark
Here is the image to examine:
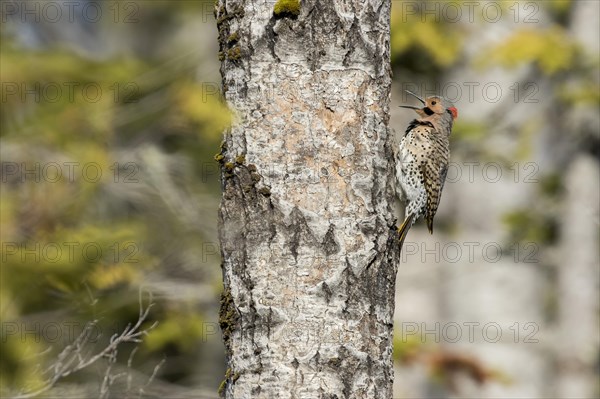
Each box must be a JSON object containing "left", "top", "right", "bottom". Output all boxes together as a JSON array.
[
  {"left": 215, "top": 1, "right": 397, "bottom": 398},
  {"left": 556, "top": 155, "right": 600, "bottom": 398},
  {"left": 555, "top": 2, "right": 600, "bottom": 397}
]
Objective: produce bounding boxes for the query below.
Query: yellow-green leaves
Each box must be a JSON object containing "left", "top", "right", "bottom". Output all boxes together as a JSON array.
[
  {"left": 173, "top": 81, "right": 232, "bottom": 142},
  {"left": 145, "top": 312, "right": 207, "bottom": 351},
  {"left": 391, "top": 4, "right": 463, "bottom": 68},
  {"left": 557, "top": 80, "right": 600, "bottom": 106},
  {"left": 480, "top": 28, "right": 577, "bottom": 75}
]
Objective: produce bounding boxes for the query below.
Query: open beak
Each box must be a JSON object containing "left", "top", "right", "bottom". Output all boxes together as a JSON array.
[
  {"left": 405, "top": 90, "right": 425, "bottom": 104},
  {"left": 399, "top": 90, "right": 425, "bottom": 111}
]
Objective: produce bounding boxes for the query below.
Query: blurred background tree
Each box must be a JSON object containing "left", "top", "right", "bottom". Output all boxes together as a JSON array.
[
  {"left": 390, "top": 1, "right": 599, "bottom": 398},
  {"left": 1, "top": 1, "right": 598, "bottom": 398}
]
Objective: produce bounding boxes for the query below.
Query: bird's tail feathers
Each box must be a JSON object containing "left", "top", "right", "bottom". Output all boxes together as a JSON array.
[
  {"left": 398, "top": 214, "right": 415, "bottom": 252},
  {"left": 427, "top": 216, "right": 434, "bottom": 234}
]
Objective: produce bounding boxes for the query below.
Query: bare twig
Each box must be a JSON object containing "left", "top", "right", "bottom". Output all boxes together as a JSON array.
[
  {"left": 126, "top": 346, "right": 139, "bottom": 396},
  {"left": 137, "top": 357, "right": 166, "bottom": 399},
  {"left": 13, "top": 291, "right": 157, "bottom": 399}
]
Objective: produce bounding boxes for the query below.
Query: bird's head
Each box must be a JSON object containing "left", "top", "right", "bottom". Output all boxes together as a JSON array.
[{"left": 400, "top": 90, "right": 458, "bottom": 121}]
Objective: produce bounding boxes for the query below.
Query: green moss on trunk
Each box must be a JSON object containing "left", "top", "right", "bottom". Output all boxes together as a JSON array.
[{"left": 273, "top": 0, "right": 300, "bottom": 19}]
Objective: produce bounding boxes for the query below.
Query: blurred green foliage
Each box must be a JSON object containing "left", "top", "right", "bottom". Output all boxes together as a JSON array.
[
  {"left": 478, "top": 27, "right": 577, "bottom": 75},
  {"left": 502, "top": 172, "right": 563, "bottom": 246},
  {"left": 1, "top": 1, "right": 227, "bottom": 395},
  {"left": 391, "top": 7, "right": 463, "bottom": 70},
  {"left": 502, "top": 209, "right": 558, "bottom": 245}
]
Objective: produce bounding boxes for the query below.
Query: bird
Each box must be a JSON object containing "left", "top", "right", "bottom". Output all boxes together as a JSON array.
[{"left": 396, "top": 90, "right": 458, "bottom": 250}]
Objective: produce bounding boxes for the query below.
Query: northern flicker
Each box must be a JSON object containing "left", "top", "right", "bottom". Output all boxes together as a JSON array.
[{"left": 396, "top": 90, "right": 458, "bottom": 250}]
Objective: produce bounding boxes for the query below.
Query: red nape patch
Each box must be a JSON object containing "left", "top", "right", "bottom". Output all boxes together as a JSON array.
[{"left": 448, "top": 107, "right": 458, "bottom": 119}]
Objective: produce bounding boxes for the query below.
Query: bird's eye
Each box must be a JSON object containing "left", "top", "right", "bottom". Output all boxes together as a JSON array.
[{"left": 431, "top": 101, "right": 437, "bottom": 105}]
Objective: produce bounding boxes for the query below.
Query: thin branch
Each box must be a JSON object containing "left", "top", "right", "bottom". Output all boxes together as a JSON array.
[
  {"left": 99, "top": 346, "right": 118, "bottom": 399},
  {"left": 12, "top": 291, "right": 157, "bottom": 399},
  {"left": 126, "top": 346, "right": 139, "bottom": 396},
  {"left": 137, "top": 357, "right": 166, "bottom": 399}
]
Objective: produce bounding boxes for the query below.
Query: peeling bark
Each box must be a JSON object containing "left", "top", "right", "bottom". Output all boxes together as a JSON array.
[{"left": 215, "top": 1, "right": 396, "bottom": 397}]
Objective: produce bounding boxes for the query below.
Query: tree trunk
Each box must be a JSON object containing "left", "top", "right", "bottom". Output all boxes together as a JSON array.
[
  {"left": 556, "top": 156, "right": 600, "bottom": 398},
  {"left": 215, "top": 1, "right": 396, "bottom": 397}
]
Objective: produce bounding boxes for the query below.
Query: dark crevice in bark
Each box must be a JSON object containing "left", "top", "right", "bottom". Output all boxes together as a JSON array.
[
  {"left": 320, "top": 281, "right": 333, "bottom": 303},
  {"left": 287, "top": 206, "right": 318, "bottom": 260},
  {"left": 310, "top": 350, "right": 321, "bottom": 368},
  {"left": 263, "top": 17, "right": 281, "bottom": 62},
  {"left": 216, "top": 2, "right": 247, "bottom": 87},
  {"left": 342, "top": 16, "right": 359, "bottom": 67},
  {"left": 306, "top": 0, "right": 344, "bottom": 70},
  {"left": 306, "top": 1, "right": 319, "bottom": 71},
  {"left": 322, "top": 223, "right": 340, "bottom": 256},
  {"left": 337, "top": 346, "right": 354, "bottom": 399},
  {"left": 219, "top": 154, "right": 281, "bottom": 393},
  {"left": 266, "top": 306, "right": 273, "bottom": 338},
  {"left": 341, "top": 260, "right": 356, "bottom": 317}
]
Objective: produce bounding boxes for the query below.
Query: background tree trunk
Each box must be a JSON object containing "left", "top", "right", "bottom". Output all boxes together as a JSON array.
[
  {"left": 556, "top": 155, "right": 600, "bottom": 398},
  {"left": 215, "top": 0, "right": 396, "bottom": 397}
]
